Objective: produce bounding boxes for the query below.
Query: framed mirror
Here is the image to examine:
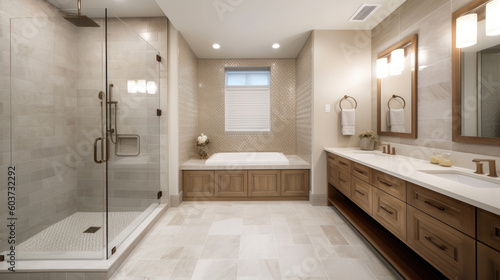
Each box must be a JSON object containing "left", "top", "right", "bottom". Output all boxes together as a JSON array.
[
  {"left": 453, "top": 0, "right": 500, "bottom": 146},
  {"left": 377, "top": 34, "right": 418, "bottom": 138}
]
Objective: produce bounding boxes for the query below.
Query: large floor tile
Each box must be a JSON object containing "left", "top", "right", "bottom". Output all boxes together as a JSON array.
[
  {"left": 278, "top": 245, "right": 327, "bottom": 277},
  {"left": 200, "top": 235, "right": 240, "bottom": 259},
  {"left": 322, "top": 259, "right": 377, "bottom": 280},
  {"left": 191, "top": 259, "right": 238, "bottom": 280}
]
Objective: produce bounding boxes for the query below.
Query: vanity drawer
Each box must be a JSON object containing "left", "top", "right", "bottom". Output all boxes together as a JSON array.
[
  {"left": 478, "top": 208, "right": 500, "bottom": 252},
  {"left": 407, "top": 183, "right": 475, "bottom": 237},
  {"left": 336, "top": 169, "right": 351, "bottom": 198},
  {"left": 372, "top": 170, "right": 406, "bottom": 201},
  {"left": 351, "top": 162, "right": 372, "bottom": 184},
  {"left": 477, "top": 242, "right": 500, "bottom": 280},
  {"left": 407, "top": 206, "right": 476, "bottom": 280},
  {"left": 350, "top": 176, "right": 372, "bottom": 215},
  {"left": 336, "top": 156, "right": 351, "bottom": 172},
  {"left": 372, "top": 187, "right": 406, "bottom": 241},
  {"left": 327, "top": 152, "right": 337, "bottom": 161},
  {"left": 327, "top": 158, "right": 338, "bottom": 186}
]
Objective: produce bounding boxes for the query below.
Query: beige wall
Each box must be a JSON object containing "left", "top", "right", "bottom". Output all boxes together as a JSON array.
[
  {"left": 178, "top": 34, "right": 199, "bottom": 164},
  {"left": 198, "top": 59, "right": 297, "bottom": 155},
  {"left": 312, "top": 30, "right": 372, "bottom": 203},
  {"left": 296, "top": 34, "right": 314, "bottom": 164},
  {"left": 371, "top": 0, "right": 500, "bottom": 157}
]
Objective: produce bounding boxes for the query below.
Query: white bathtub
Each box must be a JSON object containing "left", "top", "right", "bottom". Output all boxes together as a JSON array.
[{"left": 205, "top": 152, "right": 289, "bottom": 166}]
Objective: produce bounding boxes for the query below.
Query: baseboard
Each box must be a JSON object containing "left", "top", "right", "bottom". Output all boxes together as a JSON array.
[
  {"left": 170, "top": 192, "right": 183, "bottom": 207},
  {"left": 309, "top": 193, "right": 328, "bottom": 206}
]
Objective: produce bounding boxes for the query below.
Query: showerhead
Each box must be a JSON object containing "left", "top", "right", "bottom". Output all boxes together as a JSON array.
[{"left": 64, "top": 0, "right": 100, "bottom": 27}]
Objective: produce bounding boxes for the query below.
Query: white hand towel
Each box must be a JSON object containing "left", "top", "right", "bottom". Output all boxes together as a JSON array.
[
  {"left": 389, "top": 109, "right": 405, "bottom": 133},
  {"left": 386, "top": 111, "right": 391, "bottom": 131},
  {"left": 341, "top": 109, "right": 355, "bottom": 136}
]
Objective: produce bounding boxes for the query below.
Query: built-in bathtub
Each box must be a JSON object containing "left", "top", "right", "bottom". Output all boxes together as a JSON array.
[{"left": 205, "top": 152, "right": 290, "bottom": 166}]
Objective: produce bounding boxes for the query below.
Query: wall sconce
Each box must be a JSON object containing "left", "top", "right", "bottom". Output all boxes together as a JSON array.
[
  {"left": 389, "top": 48, "right": 404, "bottom": 75},
  {"left": 127, "top": 80, "right": 137, "bottom": 93},
  {"left": 486, "top": 0, "right": 500, "bottom": 36},
  {"left": 456, "top": 13, "right": 477, "bottom": 48},
  {"left": 377, "top": 57, "right": 388, "bottom": 78},
  {"left": 147, "top": 81, "right": 157, "bottom": 94}
]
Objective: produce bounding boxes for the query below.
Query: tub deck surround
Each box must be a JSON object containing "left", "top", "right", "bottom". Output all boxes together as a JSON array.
[
  {"left": 324, "top": 148, "right": 500, "bottom": 216},
  {"left": 181, "top": 155, "right": 310, "bottom": 170}
]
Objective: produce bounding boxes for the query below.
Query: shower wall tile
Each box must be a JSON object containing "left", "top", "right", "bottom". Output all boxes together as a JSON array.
[
  {"left": 198, "top": 59, "right": 297, "bottom": 155},
  {"left": 372, "top": 0, "right": 500, "bottom": 157},
  {"left": 296, "top": 34, "right": 313, "bottom": 164},
  {"left": 178, "top": 34, "right": 199, "bottom": 164},
  {"left": 0, "top": 0, "right": 80, "bottom": 251}
]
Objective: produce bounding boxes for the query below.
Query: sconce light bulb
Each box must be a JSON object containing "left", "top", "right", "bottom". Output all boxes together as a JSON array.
[
  {"left": 377, "top": 57, "right": 388, "bottom": 78},
  {"left": 486, "top": 0, "right": 500, "bottom": 36},
  {"left": 456, "top": 13, "right": 477, "bottom": 48}
]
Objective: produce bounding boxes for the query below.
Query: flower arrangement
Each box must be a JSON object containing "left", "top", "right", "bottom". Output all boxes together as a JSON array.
[
  {"left": 196, "top": 133, "right": 210, "bottom": 159},
  {"left": 358, "top": 130, "right": 377, "bottom": 151},
  {"left": 358, "top": 130, "right": 377, "bottom": 140}
]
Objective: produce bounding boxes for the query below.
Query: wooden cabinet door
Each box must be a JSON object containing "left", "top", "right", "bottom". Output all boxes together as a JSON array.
[
  {"left": 327, "top": 157, "right": 338, "bottom": 186},
  {"left": 372, "top": 170, "right": 406, "bottom": 201},
  {"left": 351, "top": 162, "right": 372, "bottom": 184},
  {"left": 407, "top": 183, "right": 475, "bottom": 237},
  {"left": 281, "top": 170, "right": 309, "bottom": 197},
  {"left": 183, "top": 171, "right": 214, "bottom": 197},
  {"left": 477, "top": 242, "right": 500, "bottom": 280},
  {"left": 478, "top": 208, "right": 500, "bottom": 252},
  {"left": 350, "top": 176, "right": 372, "bottom": 215},
  {"left": 248, "top": 170, "right": 281, "bottom": 197},
  {"left": 215, "top": 171, "right": 247, "bottom": 197},
  {"left": 336, "top": 169, "right": 351, "bottom": 198},
  {"left": 407, "top": 206, "right": 475, "bottom": 280},
  {"left": 372, "top": 187, "right": 406, "bottom": 241}
]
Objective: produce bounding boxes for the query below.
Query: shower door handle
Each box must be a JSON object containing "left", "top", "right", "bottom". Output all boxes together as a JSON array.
[{"left": 93, "top": 137, "right": 110, "bottom": 164}]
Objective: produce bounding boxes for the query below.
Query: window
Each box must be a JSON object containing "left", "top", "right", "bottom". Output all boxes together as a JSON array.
[{"left": 225, "top": 69, "right": 271, "bottom": 132}]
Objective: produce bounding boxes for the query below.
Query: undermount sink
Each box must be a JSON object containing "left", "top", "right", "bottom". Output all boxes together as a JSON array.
[
  {"left": 353, "top": 151, "right": 391, "bottom": 157},
  {"left": 419, "top": 170, "right": 500, "bottom": 189}
]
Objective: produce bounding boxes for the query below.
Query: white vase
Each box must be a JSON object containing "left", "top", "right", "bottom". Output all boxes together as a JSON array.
[{"left": 360, "top": 138, "right": 374, "bottom": 150}]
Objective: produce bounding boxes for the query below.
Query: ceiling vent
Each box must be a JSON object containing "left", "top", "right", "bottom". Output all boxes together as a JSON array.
[{"left": 349, "top": 4, "right": 382, "bottom": 22}]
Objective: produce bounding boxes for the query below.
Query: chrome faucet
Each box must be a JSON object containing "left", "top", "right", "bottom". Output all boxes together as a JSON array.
[{"left": 472, "top": 159, "right": 498, "bottom": 178}]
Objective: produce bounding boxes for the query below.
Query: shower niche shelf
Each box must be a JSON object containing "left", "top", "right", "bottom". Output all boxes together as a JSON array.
[{"left": 115, "top": 134, "right": 140, "bottom": 157}]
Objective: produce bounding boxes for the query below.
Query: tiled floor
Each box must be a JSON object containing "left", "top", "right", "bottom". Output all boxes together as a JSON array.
[{"left": 111, "top": 201, "right": 403, "bottom": 280}]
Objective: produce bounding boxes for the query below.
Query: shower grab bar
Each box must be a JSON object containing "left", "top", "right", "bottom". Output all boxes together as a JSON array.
[
  {"left": 108, "top": 84, "right": 118, "bottom": 144},
  {"left": 93, "top": 137, "right": 110, "bottom": 164}
]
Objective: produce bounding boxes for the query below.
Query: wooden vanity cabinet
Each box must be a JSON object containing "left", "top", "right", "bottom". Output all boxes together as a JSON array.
[
  {"left": 407, "top": 206, "right": 476, "bottom": 280},
  {"left": 477, "top": 242, "right": 500, "bottom": 280},
  {"left": 372, "top": 170, "right": 406, "bottom": 201},
  {"left": 372, "top": 187, "right": 406, "bottom": 241},
  {"left": 407, "top": 183, "right": 475, "bottom": 237},
  {"left": 350, "top": 176, "right": 372, "bottom": 215},
  {"left": 477, "top": 209, "right": 500, "bottom": 252}
]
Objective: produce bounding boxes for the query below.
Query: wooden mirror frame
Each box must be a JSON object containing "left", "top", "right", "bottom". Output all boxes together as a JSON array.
[
  {"left": 452, "top": 0, "right": 500, "bottom": 146},
  {"left": 377, "top": 34, "right": 418, "bottom": 138}
]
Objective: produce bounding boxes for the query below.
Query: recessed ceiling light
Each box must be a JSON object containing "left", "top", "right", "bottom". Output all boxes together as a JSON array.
[
  {"left": 212, "top": 43, "right": 221, "bottom": 49},
  {"left": 272, "top": 43, "right": 280, "bottom": 49}
]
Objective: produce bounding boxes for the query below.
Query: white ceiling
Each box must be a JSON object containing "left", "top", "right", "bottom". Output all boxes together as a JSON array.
[
  {"left": 156, "top": 0, "right": 406, "bottom": 59},
  {"left": 47, "top": 0, "right": 406, "bottom": 59},
  {"left": 46, "top": 0, "right": 165, "bottom": 18}
]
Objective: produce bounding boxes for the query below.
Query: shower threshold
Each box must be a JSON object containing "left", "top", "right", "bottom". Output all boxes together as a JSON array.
[{"left": 0, "top": 204, "right": 167, "bottom": 277}]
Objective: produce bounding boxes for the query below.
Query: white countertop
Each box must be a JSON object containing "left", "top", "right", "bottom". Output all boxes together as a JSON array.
[
  {"left": 324, "top": 147, "right": 500, "bottom": 216},
  {"left": 181, "top": 155, "right": 311, "bottom": 170}
]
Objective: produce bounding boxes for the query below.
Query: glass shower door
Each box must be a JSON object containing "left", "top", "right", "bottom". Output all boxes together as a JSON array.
[{"left": 105, "top": 13, "right": 161, "bottom": 257}]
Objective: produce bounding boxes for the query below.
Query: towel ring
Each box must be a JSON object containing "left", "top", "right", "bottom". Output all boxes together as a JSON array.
[
  {"left": 339, "top": 95, "right": 358, "bottom": 110},
  {"left": 387, "top": 95, "right": 406, "bottom": 109}
]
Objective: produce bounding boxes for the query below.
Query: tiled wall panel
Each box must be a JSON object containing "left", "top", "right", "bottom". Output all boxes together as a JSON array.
[
  {"left": 198, "top": 59, "right": 297, "bottom": 155},
  {"left": 296, "top": 35, "right": 313, "bottom": 164},
  {"left": 372, "top": 0, "right": 500, "bottom": 157}
]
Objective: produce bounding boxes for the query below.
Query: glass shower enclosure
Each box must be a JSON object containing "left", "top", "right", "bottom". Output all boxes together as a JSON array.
[{"left": 1, "top": 8, "right": 161, "bottom": 260}]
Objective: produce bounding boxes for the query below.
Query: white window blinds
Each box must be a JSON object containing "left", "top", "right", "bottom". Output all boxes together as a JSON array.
[{"left": 225, "top": 87, "right": 270, "bottom": 132}]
